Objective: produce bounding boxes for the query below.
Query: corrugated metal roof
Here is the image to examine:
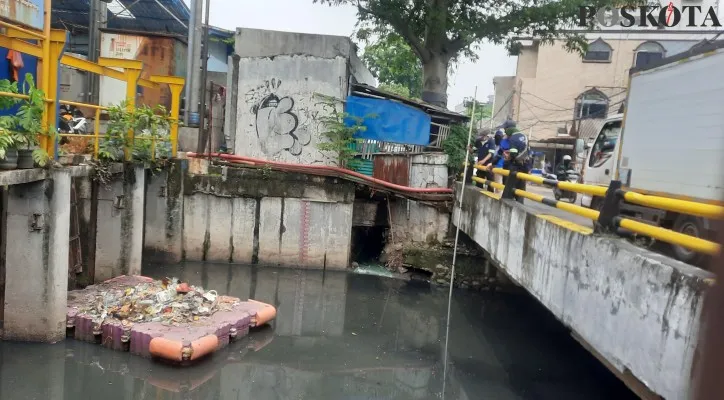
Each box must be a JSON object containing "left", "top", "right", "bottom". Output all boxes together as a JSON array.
[
  {"left": 351, "top": 83, "right": 469, "bottom": 124},
  {"left": 52, "top": 0, "right": 190, "bottom": 36}
]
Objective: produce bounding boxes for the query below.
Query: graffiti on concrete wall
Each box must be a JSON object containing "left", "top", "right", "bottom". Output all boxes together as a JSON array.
[{"left": 246, "top": 79, "right": 311, "bottom": 156}]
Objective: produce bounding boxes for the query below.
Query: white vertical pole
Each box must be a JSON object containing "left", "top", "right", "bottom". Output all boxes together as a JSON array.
[
  {"left": 490, "top": 82, "right": 497, "bottom": 129},
  {"left": 442, "top": 86, "right": 477, "bottom": 398}
]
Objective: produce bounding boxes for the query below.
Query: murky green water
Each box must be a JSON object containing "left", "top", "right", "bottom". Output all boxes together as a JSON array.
[{"left": 0, "top": 263, "right": 636, "bottom": 399}]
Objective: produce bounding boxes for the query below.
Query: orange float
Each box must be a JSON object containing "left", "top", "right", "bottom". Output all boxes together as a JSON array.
[{"left": 66, "top": 275, "right": 276, "bottom": 365}]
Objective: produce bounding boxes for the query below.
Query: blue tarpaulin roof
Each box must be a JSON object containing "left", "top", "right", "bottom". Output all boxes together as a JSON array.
[
  {"left": 346, "top": 95, "right": 432, "bottom": 146},
  {"left": 52, "top": 0, "right": 190, "bottom": 36}
]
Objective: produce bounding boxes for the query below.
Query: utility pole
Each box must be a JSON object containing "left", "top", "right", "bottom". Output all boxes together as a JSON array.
[
  {"left": 184, "top": 0, "right": 199, "bottom": 125},
  {"left": 489, "top": 82, "right": 497, "bottom": 129},
  {"left": 195, "top": 0, "right": 211, "bottom": 153},
  {"left": 87, "top": 0, "right": 107, "bottom": 104}
]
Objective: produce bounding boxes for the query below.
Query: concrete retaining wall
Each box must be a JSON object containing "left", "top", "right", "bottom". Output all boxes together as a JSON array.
[
  {"left": 390, "top": 154, "right": 451, "bottom": 244},
  {"left": 232, "top": 28, "right": 373, "bottom": 164},
  {"left": 182, "top": 167, "right": 354, "bottom": 269},
  {"left": 144, "top": 163, "right": 355, "bottom": 270},
  {"left": 3, "top": 170, "right": 70, "bottom": 343},
  {"left": 453, "top": 183, "right": 711, "bottom": 399},
  {"left": 0, "top": 165, "right": 149, "bottom": 342},
  {"left": 234, "top": 55, "right": 346, "bottom": 165}
]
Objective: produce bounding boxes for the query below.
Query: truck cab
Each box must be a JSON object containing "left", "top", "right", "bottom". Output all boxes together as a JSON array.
[{"left": 578, "top": 114, "right": 623, "bottom": 210}]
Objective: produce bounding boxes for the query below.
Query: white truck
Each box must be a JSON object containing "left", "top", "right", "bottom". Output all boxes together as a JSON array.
[{"left": 577, "top": 40, "right": 724, "bottom": 264}]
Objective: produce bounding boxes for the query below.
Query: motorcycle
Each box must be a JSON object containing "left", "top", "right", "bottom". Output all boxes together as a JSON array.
[
  {"left": 553, "top": 169, "right": 580, "bottom": 203},
  {"left": 58, "top": 104, "right": 90, "bottom": 136}
]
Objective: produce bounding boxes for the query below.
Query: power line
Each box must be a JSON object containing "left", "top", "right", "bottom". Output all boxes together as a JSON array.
[
  {"left": 521, "top": 91, "right": 569, "bottom": 111},
  {"left": 517, "top": 98, "right": 626, "bottom": 130}
]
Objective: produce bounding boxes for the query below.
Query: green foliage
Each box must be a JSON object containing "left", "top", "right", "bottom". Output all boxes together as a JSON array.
[
  {"left": 0, "top": 133, "right": 14, "bottom": 160},
  {"left": 317, "top": 0, "right": 628, "bottom": 57},
  {"left": 0, "top": 79, "right": 19, "bottom": 110},
  {"left": 442, "top": 124, "right": 472, "bottom": 178},
  {"left": 101, "top": 102, "right": 176, "bottom": 164},
  {"left": 315, "top": 96, "right": 374, "bottom": 167},
  {"left": 315, "top": 0, "right": 633, "bottom": 104},
  {"left": 464, "top": 99, "right": 492, "bottom": 129},
  {"left": 14, "top": 74, "right": 45, "bottom": 149},
  {"left": 0, "top": 73, "right": 50, "bottom": 164},
  {"left": 378, "top": 83, "right": 411, "bottom": 98},
  {"left": 32, "top": 148, "right": 50, "bottom": 167},
  {"left": 361, "top": 33, "right": 422, "bottom": 98}
]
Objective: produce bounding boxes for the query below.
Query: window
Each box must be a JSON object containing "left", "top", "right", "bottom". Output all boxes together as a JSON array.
[
  {"left": 588, "top": 120, "right": 622, "bottom": 168},
  {"left": 575, "top": 90, "right": 609, "bottom": 120},
  {"left": 634, "top": 41, "right": 665, "bottom": 68},
  {"left": 583, "top": 39, "right": 612, "bottom": 62},
  {"left": 107, "top": 0, "right": 136, "bottom": 19}
]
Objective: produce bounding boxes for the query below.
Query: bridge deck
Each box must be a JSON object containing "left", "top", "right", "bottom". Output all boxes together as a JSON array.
[{"left": 454, "top": 182, "right": 712, "bottom": 400}]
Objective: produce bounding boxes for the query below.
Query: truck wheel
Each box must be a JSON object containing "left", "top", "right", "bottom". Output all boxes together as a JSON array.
[
  {"left": 672, "top": 215, "right": 707, "bottom": 265},
  {"left": 554, "top": 190, "right": 561, "bottom": 201}
]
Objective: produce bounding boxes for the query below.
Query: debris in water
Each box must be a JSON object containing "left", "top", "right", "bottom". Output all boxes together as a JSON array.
[
  {"left": 75, "top": 276, "right": 235, "bottom": 326},
  {"left": 66, "top": 276, "right": 278, "bottom": 365}
]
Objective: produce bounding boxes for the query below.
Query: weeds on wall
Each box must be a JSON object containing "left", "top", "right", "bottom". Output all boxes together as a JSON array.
[
  {"left": 442, "top": 124, "right": 470, "bottom": 179},
  {"left": 316, "top": 96, "right": 375, "bottom": 167},
  {"left": 0, "top": 73, "right": 51, "bottom": 166}
]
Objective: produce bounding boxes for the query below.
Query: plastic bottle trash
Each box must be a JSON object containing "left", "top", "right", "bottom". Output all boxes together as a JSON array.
[
  {"left": 77, "top": 277, "right": 238, "bottom": 326},
  {"left": 203, "top": 290, "right": 218, "bottom": 302}
]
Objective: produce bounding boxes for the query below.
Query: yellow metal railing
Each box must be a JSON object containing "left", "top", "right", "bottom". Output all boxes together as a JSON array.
[
  {"left": 0, "top": 7, "right": 185, "bottom": 161},
  {"left": 465, "top": 164, "right": 721, "bottom": 257}
]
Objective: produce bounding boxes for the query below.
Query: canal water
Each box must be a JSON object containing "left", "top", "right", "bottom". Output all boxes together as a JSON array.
[{"left": 0, "top": 263, "right": 636, "bottom": 400}]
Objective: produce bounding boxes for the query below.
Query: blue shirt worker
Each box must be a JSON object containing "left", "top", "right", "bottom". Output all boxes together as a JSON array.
[
  {"left": 489, "top": 120, "right": 530, "bottom": 203},
  {"left": 474, "top": 131, "right": 496, "bottom": 191}
]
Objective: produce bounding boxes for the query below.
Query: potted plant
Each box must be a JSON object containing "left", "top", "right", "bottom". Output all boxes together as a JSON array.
[
  {"left": 0, "top": 129, "right": 17, "bottom": 170},
  {"left": 14, "top": 74, "right": 49, "bottom": 168},
  {"left": 0, "top": 78, "right": 19, "bottom": 170}
]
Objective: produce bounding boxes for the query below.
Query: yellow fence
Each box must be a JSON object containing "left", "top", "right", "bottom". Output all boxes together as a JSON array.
[
  {"left": 0, "top": 6, "right": 185, "bottom": 161},
  {"left": 465, "top": 164, "right": 722, "bottom": 257}
]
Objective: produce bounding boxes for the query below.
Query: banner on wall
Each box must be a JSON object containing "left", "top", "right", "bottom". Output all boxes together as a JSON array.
[
  {"left": 99, "top": 32, "right": 178, "bottom": 109},
  {"left": 345, "top": 95, "right": 431, "bottom": 146},
  {"left": 0, "top": 0, "right": 44, "bottom": 30}
]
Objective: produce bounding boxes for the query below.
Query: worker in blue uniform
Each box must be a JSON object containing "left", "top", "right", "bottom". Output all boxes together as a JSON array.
[
  {"left": 474, "top": 130, "right": 496, "bottom": 191},
  {"left": 489, "top": 120, "right": 530, "bottom": 203}
]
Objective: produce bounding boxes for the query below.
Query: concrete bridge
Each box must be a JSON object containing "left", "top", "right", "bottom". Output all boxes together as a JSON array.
[{"left": 453, "top": 182, "right": 713, "bottom": 400}]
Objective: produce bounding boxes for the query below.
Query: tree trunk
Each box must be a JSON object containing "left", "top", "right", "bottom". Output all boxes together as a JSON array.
[{"left": 421, "top": 53, "right": 449, "bottom": 107}]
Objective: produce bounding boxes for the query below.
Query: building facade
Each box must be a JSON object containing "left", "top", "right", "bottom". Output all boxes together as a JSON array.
[{"left": 495, "top": 0, "right": 721, "bottom": 142}]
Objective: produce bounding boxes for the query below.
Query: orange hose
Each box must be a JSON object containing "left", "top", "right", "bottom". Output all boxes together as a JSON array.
[{"left": 187, "top": 152, "right": 454, "bottom": 194}]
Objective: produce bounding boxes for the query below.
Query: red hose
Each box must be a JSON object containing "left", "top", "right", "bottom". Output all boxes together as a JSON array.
[{"left": 187, "top": 152, "right": 453, "bottom": 194}]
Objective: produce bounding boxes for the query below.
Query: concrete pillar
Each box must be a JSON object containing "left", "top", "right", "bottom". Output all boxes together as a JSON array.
[
  {"left": 94, "top": 174, "right": 125, "bottom": 282},
  {"left": 143, "top": 160, "right": 185, "bottom": 263},
  {"left": 223, "top": 54, "right": 240, "bottom": 153},
  {"left": 95, "top": 165, "right": 146, "bottom": 282},
  {"left": 75, "top": 176, "right": 97, "bottom": 287},
  {"left": 3, "top": 170, "right": 71, "bottom": 342},
  {"left": 122, "top": 165, "right": 145, "bottom": 276}
]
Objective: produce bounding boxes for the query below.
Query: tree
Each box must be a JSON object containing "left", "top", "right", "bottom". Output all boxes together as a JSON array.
[
  {"left": 314, "top": 0, "right": 621, "bottom": 107},
  {"left": 361, "top": 34, "right": 422, "bottom": 99},
  {"left": 464, "top": 98, "right": 492, "bottom": 129}
]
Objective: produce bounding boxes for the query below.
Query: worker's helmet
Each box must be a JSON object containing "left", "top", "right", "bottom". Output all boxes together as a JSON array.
[
  {"left": 563, "top": 155, "right": 572, "bottom": 161},
  {"left": 498, "top": 120, "right": 517, "bottom": 130}
]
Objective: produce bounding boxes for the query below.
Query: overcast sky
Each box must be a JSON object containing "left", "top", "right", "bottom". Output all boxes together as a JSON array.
[{"left": 191, "top": 0, "right": 517, "bottom": 109}]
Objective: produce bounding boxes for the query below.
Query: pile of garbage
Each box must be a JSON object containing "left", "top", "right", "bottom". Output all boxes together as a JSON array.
[{"left": 79, "top": 278, "right": 239, "bottom": 327}]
